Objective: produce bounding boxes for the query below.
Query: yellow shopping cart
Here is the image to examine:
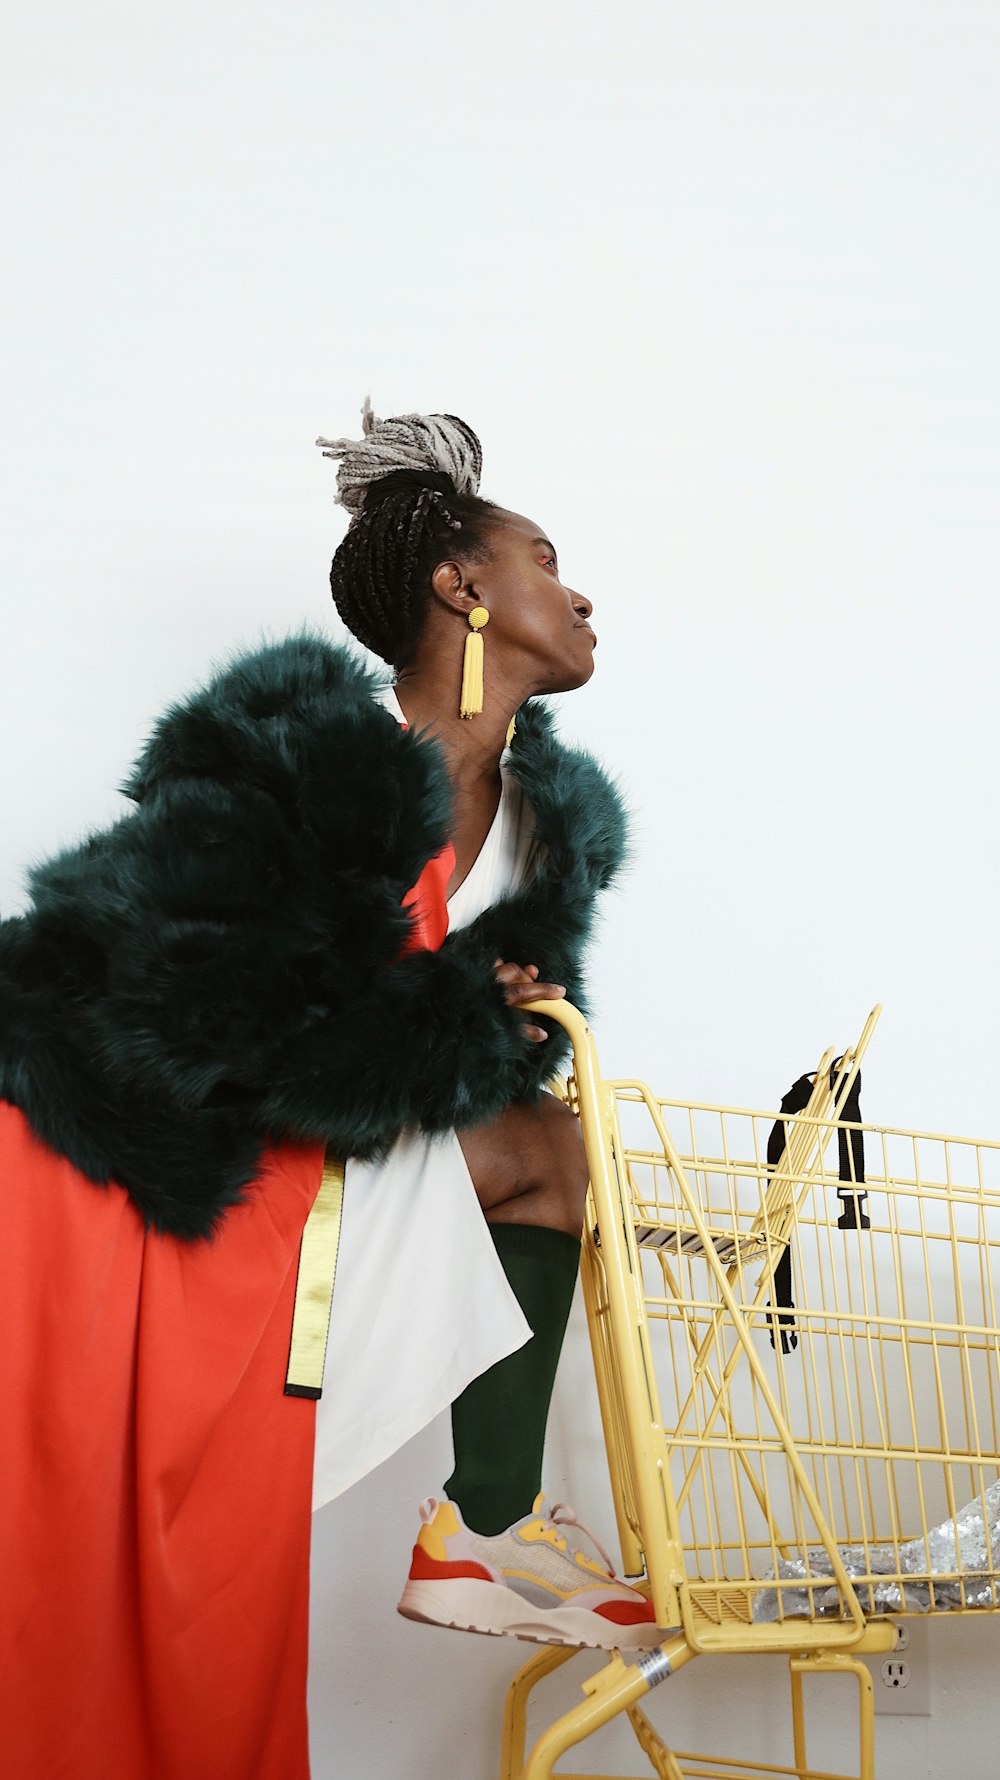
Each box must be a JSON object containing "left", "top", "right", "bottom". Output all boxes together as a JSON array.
[{"left": 500, "top": 1001, "right": 1000, "bottom": 1780}]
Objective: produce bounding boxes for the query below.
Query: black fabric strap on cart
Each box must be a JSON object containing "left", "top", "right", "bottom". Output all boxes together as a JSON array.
[{"left": 765, "top": 1061, "right": 867, "bottom": 1355}]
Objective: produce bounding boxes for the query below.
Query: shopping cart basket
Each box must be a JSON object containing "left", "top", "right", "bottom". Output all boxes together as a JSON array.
[{"left": 499, "top": 1000, "right": 1000, "bottom": 1780}]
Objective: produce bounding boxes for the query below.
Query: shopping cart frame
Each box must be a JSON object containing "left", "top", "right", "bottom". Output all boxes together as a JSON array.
[{"left": 498, "top": 997, "right": 1000, "bottom": 1780}]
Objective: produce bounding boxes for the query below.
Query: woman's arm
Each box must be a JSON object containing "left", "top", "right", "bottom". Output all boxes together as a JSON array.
[{"left": 42, "top": 771, "right": 567, "bottom": 1158}]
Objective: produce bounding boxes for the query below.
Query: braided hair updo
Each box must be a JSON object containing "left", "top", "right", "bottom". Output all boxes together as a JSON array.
[{"left": 316, "top": 396, "right": 503, "bottom": 668}]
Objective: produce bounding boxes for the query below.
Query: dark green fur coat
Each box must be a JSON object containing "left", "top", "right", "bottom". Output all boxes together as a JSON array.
[{"left": 0, "top": 635, "right": 628, "bottom": 1240}]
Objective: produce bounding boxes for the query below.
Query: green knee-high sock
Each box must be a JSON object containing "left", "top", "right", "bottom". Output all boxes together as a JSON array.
[{"left": 444, "top": 1221, "right": 581, "bottom": 1536}]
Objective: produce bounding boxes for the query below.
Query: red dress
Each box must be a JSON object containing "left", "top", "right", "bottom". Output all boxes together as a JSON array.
[
  {"left": 0, "top": 845, "right": 456, "bottom": 1780},
  {"left": 0, "top": 1104, "right": 324, "bottom": 1779}
]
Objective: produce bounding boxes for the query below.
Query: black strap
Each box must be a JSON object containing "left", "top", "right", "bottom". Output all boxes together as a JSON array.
[
  {"left": 834, "top": 1066, "right": 868, "bottom": 1230},
  {"left": 765, "top": 1061, "right": 867, "bottom": 1355}
]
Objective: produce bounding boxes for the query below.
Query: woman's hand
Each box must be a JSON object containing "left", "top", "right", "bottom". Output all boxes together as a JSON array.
[{"left": 494, "top": 959, "right": 566, "bottom": 1043}]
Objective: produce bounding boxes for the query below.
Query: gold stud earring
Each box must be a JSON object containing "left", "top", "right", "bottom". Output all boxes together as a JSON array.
[{"left": 459, "top": 608, "right": 489, "bottom": 718}]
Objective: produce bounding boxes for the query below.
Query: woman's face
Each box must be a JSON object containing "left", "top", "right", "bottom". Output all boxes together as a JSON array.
[{"left": 471, "top": 509, "right": 597, "bottom": 695}]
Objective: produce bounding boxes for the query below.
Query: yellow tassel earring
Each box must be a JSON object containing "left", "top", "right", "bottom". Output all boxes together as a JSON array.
[{"left": 459, "top": 608, "right": 489, "bottom": 718}]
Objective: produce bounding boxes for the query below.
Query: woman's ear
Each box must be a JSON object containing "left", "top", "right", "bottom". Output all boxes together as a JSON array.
[{"left": 429, "top": 559, "right": 480, "bottom": 620}]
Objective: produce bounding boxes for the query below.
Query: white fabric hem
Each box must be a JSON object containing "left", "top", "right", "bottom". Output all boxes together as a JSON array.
[{"left": 310, "top": 1315, "right": 531, "bottom": 1511}]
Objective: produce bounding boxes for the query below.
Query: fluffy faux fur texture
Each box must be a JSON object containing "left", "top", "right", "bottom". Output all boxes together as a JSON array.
[{"left": 0, "top": 635, "right": 629, "bottom": 1238}]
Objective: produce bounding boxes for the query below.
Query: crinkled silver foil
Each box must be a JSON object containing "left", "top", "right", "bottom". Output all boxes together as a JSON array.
[{"left": 752, "top": 1477, "right": 1000, "bottom": 1621}]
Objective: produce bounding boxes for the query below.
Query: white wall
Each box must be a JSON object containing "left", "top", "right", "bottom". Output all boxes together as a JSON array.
[{"left": 4, "top": 3, "right": 999, "bottom": 1775}]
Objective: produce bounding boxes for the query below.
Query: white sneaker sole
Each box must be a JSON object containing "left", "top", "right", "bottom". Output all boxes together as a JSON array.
[{"left": 396, "top": 1576, "right": 666, "bottom": 1651}]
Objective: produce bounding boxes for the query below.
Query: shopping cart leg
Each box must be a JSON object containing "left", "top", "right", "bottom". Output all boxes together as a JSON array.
[
  {"left": 625, "top": 1703, "right": 685, "bottom": 1780},
  {"left": 500, "top": 1645, "right": 579, "bottom": 1780},
  {"left": 521, "top": 1640, "right": 694, "bottom": 1780},
  {"left": 789, "top": 1652, "right": 876, "bottom": 1780}
]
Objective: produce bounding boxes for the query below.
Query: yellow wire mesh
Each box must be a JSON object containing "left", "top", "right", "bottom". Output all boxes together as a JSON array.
[{"left": 580, "top": 1037, "right": 1000, "bottom": 1649}]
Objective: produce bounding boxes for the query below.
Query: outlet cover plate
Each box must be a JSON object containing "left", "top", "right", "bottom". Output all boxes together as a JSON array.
[{"left": 866, "top": 1618, "right": 932, "bottom": 1716}]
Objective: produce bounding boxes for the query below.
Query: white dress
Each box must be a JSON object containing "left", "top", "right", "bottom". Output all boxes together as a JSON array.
[{"left": 311, "top": 687, "right": 541, "bottom": 1510}]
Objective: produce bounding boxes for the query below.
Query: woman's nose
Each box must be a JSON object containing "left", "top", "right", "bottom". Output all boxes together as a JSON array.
[{"left": 572, "top": 588, "right": 593, "bottom": 619}]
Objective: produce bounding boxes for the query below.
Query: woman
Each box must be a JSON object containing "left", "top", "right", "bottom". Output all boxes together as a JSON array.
[{"left": 0, "top": 400, "right": 658, "bottom": 1780}]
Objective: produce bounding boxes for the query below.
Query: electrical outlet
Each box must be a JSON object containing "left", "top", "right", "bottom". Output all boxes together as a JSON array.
[{"left": 866, "top": 1618, "right": 932, "bottom": 1716}]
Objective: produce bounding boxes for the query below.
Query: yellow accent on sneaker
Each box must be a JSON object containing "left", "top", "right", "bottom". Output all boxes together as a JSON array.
[
  {"left": 573, "top": 1549, "right": 611, "bottom": 1579},
  {"left": 517, "top": 1498, "right": 612, "bottom": 1580},
  {"left": 519, "top": 1519, "right": 568, "bottom": 1552},
  {"left": 415, "top": 1500, "right": 462, "bottom": 1563}
]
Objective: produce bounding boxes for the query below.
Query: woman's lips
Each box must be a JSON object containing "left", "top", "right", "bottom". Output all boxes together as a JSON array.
[{"left": 576, "top": 623, "right": 597, "bottom": 645}]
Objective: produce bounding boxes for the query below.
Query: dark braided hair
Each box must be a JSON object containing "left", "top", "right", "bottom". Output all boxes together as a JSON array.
[{"left": 316, "top": 400, "right": 503, "bottom": 669}]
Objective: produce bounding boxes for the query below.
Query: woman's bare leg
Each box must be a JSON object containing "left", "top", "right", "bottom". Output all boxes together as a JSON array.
[{"left": 459, "top": 1094, "right": 589, "bottom": 1236}]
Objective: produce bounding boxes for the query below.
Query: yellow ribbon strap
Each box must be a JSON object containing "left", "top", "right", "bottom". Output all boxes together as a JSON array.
[{"left": 284, "top": 1152, "right": 345, "bottom": 1399}]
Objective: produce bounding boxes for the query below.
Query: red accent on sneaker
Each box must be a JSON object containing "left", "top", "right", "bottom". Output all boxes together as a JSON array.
[
  {"left": 592, "top": 1597, "right": 658, "bottom": 1626},
  {"left": 408, "top": 1545, "right": 495, "bottom": 1585}
]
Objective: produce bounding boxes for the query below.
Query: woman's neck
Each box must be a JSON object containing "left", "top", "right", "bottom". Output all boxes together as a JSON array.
[{"left": 392, "top": 669, "right": 515, "bottom": 790}]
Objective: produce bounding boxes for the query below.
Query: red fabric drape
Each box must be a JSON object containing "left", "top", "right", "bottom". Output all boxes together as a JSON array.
[
  {"left": 401, "top": 839, "right": 456, "bottom": 954},
  {"left": 397, "top": 704, "right": 455, "bottom": 955},
  {"left": 0, "top": 1102, "right": 325, "bottom": 1780}
]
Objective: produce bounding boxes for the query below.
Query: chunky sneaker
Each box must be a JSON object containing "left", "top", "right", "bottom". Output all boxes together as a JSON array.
[{"left": 397, "top": 1493, "right": 667, "bottom": 1650}]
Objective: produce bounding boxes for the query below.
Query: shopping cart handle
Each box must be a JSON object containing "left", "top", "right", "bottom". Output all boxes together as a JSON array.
[{"left": 519, "top": 997, "right": 589, "bottom": 1043}]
